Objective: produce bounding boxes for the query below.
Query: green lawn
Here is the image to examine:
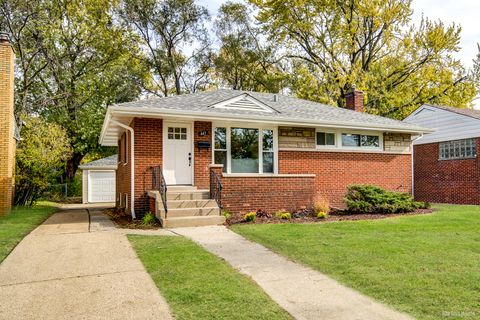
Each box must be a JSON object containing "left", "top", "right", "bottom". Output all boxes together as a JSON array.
[
  {"left": 0, "top": 202, "right": 57, "bottom": 262},
  {"left": 231, "top": 205, "right": 480, "bottom": 320},
  {"left": 128, "top": 235, "right": 291, "bottom": 320}
]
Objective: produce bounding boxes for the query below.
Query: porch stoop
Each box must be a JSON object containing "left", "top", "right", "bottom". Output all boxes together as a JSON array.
[{"left": 154, "top": 186, "right": 225, "bottom": 228}]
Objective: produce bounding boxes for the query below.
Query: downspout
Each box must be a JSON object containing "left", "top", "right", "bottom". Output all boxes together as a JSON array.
[
  {"left": 111, "top": 119, "right": 136, "bottom": 219},
  {"left": 411, "top": 134, "right": 423, "bottom": 198}
]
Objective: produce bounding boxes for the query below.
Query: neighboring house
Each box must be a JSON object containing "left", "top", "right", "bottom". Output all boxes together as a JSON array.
[
  {"left": 0, "top": 33, "right": 17, "bottom": 214},
  {"left": 79, "top": 155, "right": 117, "bottom": 204},
  {"left": 99, "top": 88, "right": 430, "bottom": 227},
  {"left": 404, "top": 104, "right": 480, "bottom": 204}
]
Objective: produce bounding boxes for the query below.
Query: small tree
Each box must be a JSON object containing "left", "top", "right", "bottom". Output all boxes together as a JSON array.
[{"left": 15, "top": 116, "right": 71, "bottom": 205}]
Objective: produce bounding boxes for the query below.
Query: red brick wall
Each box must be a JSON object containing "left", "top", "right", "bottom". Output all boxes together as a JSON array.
[
  {"left": 194, "top": 121, "right": 212, "bottom": 189},
  {"left": 210, "top": 166, "right": 316, "bottom": 214},
  {"left": 413, "top": 140, "right": 480, "bottom": 204},
  {"left": 279, "top": 150, "right": 412, "bottom": 207},
  {"left": 116, "top": 118, "right": 163, "bottom": 217},
  {"left": 133, "top": 118, "right": 163, "bottom": 216}
]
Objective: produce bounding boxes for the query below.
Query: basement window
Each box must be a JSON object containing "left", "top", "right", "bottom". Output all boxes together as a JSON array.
[{"left": 439, "top": 138, "right": 477, "bottom": 160}]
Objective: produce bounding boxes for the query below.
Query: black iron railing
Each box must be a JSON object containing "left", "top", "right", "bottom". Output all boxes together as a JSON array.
[
  {"left": 152, "top": 165, "right": 168, "bottom": 218},
  {"left": 210, "top": 170, "right": 223, "bottom": 209}
]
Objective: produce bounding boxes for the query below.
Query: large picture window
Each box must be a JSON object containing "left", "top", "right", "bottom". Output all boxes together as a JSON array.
[
  {"left": 439, "top": 138, "right": 477, "bottom": 160},
  {"left": 231, "top": 128, "right": 259, "bottom": 173},
  {"left": 213, "top": 126, "right": 276, "bottom": 174}
]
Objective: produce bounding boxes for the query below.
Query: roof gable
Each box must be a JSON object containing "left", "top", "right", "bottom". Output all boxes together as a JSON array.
[{"left": 209, "top": 93, "right": 278, "bottom": 113}]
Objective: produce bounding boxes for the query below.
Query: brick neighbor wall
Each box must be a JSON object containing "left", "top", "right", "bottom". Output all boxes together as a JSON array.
[
  {"left": 413, "top": 140, "right": 480, "bottom": 204},
  {"left": 0, "top": 36, "right": 16, "bottom": 214},
  {"left": 279, "top": 150, "right": 412, "bottom": 207},
  {"left": 194, "top": 121, "right": 212, "bottom": 189}
]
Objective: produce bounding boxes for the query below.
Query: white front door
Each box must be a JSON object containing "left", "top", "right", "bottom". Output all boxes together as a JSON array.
[
  {"left": 163, "top": 122, "right": 193, "bottom": 185},
  {"left": 88, "top": 170, "right": 116, "bottom": 203}
]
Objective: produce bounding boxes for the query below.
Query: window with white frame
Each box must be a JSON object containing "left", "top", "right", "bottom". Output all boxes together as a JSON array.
[
  {"left": 341, "top": 133, "right": 380, "bottom": 148},
  {"left": 439, "top": 138, "right": 477, "bottom": 160},
  {"left": 214, "top": 127, "right": 227, "bottom": 172},
  {"left": 262, "top": 129, "right": 274, "bottom": 173},
  {"left": 316, "top": 132, "right": 335, "bottom": 146},
  {"left": 213, "top": 126, "right": 275, "bottom": 174}
]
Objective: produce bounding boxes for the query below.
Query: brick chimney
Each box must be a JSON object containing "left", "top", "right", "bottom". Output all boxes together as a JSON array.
[
  {"left": 0, "top": 32, "right": 16, "bottom": 214},
  {"left": 345, "top": 85, "right": 364, "bottom": 112}
]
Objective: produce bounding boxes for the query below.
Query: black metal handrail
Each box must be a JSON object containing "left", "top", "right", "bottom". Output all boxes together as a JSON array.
[
  {"left": 152, "top": 165, "right": 168, "bottom": 218},
  {"left": 210, "top": 170, "right": 223, "bottom": 209}
]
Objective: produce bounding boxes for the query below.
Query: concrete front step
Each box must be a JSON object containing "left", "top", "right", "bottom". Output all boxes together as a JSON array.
[
  {"left": 167, "top": 199, "right": 217, "bottom": 209},
  {"left": 167, "top": 190, "right": 210, "bottom": 200},
  {"left": 167, "top": 185, "right": 198, "bottom": 192},
  {"left": 160, "top": 215, "right": 225, "bottom": 228},
  {"left": 161, "top": 207, "right": 220, "bottom": 218}
]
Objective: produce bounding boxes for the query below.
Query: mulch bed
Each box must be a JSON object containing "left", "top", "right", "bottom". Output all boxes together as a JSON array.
[
  {"left": 226, "top": 208, "right": 434, "bottom": 225},
  {"left": 103, "top": 208, "right": 162, "bottom": 229}
]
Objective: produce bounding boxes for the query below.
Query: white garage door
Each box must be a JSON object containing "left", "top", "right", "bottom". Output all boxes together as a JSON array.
[{"left": 88, "top": 171, "right": 116, "bottom": 203}]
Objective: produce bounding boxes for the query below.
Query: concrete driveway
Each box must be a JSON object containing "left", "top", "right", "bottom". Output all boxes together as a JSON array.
[{"left": 0, "top": 207, "right": 172, "bottom": 320}]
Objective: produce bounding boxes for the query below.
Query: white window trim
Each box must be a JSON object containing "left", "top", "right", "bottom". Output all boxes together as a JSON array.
[
  {"left": 314, "top": 127, "right": 383, "bottom": 151},
  {"left": 212, "top": 123, "right": 278, "bottom": 174},
  {"left": 315, "top": 129, "right": 338, "bottom": 150}
]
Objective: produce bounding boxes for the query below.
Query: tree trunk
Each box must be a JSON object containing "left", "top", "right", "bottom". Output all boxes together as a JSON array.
[{"left": 64, "top": 152, "right": 84, "bottom": 182}]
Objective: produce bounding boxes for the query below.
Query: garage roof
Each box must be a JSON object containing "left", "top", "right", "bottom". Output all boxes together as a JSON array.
[{"left": 79, "top": 155, "right": 118, "bottom": 170}]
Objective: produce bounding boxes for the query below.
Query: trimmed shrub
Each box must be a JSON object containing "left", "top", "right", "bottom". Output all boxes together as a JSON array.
[
  {"left": 275, "top": 211, "right": 291, "bottom": 220},
  {"left": 316, "top": 212, "right": 328, "bottom": 219},
  {"left": 344, "top": 185, "right": 426, "bottom": 214},
  {"left": 244, "top": 212, "right": 256, "bottom": 222}
]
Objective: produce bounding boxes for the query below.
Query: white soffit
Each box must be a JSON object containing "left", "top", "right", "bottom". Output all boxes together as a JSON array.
[{"left": 210, "top": 93, "right": 278, "bottom": 113}]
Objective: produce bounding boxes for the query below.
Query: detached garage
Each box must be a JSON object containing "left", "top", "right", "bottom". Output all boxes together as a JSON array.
[{"left": 79, "top": 155, "right": 117, "bottom": 204}]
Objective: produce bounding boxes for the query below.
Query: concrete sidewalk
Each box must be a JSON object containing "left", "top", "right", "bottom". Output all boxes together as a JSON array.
[
  {"left": 0, "top": 208, "right": 172, "bottom": 320},
  {"left": 175, "top": 226, "right": 412, "bottom": 320}
]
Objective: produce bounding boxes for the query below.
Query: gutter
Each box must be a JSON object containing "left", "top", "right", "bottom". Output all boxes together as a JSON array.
[
  {"left": 110, "top": 119, "right": 136, "bottom": 220},
  {"left": 410, "top": 134, "right": 423, "bottom": 198}
]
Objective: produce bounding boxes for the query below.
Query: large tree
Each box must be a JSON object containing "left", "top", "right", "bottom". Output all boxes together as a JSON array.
[
  {"left": 120, "top": 0, "right": 212, "bottom": 96},
  {"left": 23, "top": 0, "right": 146, "bottom": 180},
  {"left": 212, "top": 1, "right": 285, "bottom": 92},
  {"left": 0, "top": 0, "right": 50, "bottom": 123},
  {"left": 14, "top": 116, "right": 71, "bottom": 206},
  {"left": 252, "top": 0, "right": 477, "bottom": 118}
]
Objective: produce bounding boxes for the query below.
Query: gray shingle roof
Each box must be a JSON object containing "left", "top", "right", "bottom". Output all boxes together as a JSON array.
[
  {"left": 79, "top": 155, "right": 117, "bottom": 169},
  {"left": 423, "top": 104, "right": 480, "bottom": 121},
  {"left": 110, "top": 89, "right": 429, "bottom": 132}
]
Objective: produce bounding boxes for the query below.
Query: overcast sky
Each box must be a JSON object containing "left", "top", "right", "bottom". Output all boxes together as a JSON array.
[{"left": 199, "top": 0, "right": 480, "bottom": 106}]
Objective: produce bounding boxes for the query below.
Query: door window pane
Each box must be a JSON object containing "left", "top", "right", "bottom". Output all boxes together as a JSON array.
[{"left": 231, "top": 128, "right": 259, "bottom": 173}]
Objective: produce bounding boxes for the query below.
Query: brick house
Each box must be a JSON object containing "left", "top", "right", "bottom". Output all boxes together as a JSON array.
[
  {"left": 0, "top": 33, "right": 17, "bottom": 214},
  {"left": 99, "top": 89, "right": 430, "bottom": 227},
  {"left": 404, "top": 104, "right": 480, "bottom": 204}
]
